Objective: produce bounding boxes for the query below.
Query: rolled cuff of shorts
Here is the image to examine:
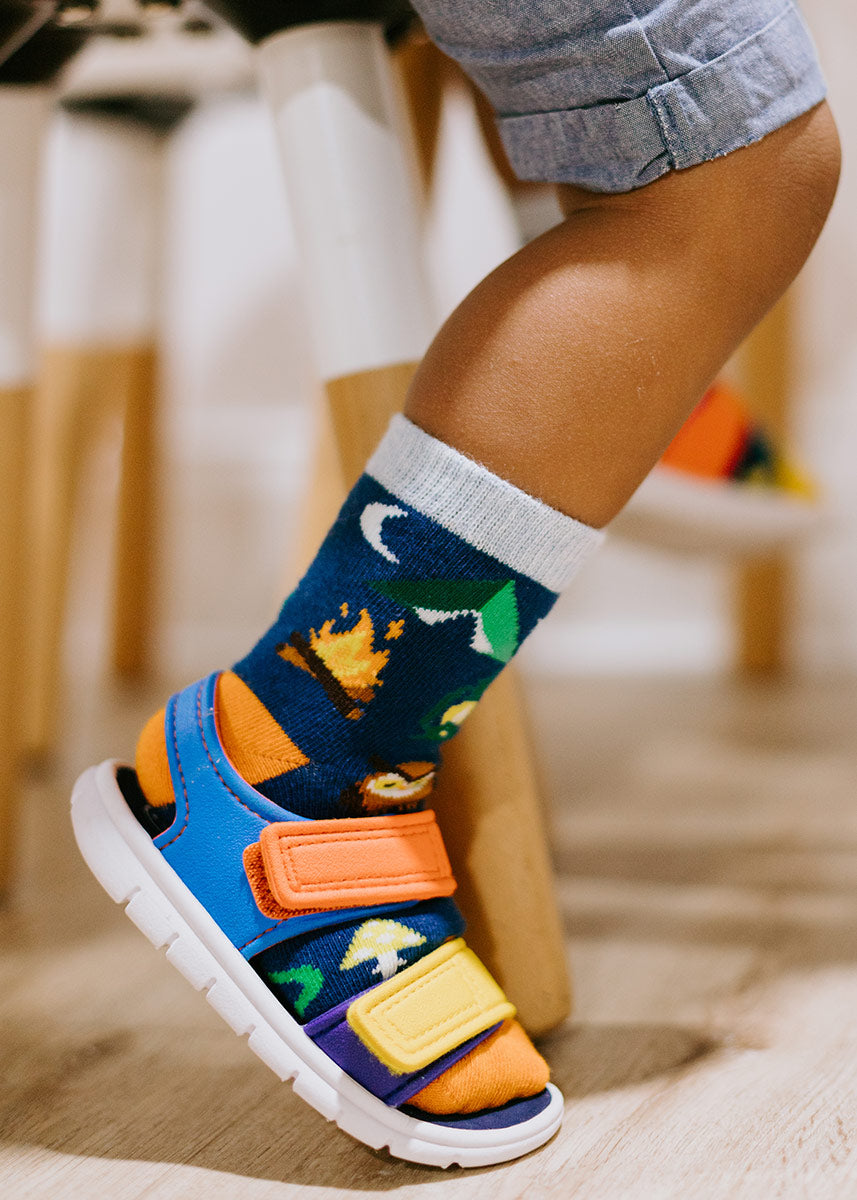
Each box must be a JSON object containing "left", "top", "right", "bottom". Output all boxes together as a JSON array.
[{"left": 498, "top": 2, "right": 827, "bottom": 193}]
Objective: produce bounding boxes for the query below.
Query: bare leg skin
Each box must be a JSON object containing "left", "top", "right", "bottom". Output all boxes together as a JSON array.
[{"left": 406, "top": 102, "right": 841, "bottom": 528}]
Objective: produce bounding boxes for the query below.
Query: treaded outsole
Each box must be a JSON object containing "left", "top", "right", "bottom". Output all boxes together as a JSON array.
[{"left": 70, "top": 760, "right": 563, "bottom": 1168}]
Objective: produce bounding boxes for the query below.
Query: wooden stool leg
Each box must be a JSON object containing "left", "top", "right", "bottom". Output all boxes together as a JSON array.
[
  {"left": 111, "top": 345, "right": 158, "bottom": 676},
  {"left": 431, "top": 671, "right": 570, "bottom": 1034},
  {"left": 736, "top": 294, "right": 793, "bottom": 673},
  {"left": 0, "top": 385, "right": 30, "bottom": 892},
  {"left": 27, "top": 347, "right": 157, "bottom": 749},
  {"left": 26, "top": 347, "right": 96, "bottom": 758},
  {"left": 0, "top": 84, "right": 52, "bottom": 893},
  {"left": 26, "top": 112, "right": 162, "bottom": 754},
  {"left": 261, "top": 23, "right": 570, "bottom": 1033}
]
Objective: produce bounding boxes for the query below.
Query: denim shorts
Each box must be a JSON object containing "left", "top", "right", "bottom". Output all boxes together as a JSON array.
[{"left": 408, "top": 0, "right": 826, "bottom": 192}]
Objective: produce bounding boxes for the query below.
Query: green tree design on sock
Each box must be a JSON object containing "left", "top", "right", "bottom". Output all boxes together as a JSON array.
[
  {"left": 267, "top": 963, "right": 325, "bottom": 1017},
  {"left": 370, "top": 580, "right": 520, "bottom": 662}
]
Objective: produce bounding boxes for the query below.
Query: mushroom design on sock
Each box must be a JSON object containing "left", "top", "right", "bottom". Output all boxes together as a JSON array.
[{"left": 340, "top": 919, "right": 427, "bottom": 981}]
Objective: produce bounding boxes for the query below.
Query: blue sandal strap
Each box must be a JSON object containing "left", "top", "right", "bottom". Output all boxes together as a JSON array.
[{"left": 153, "top": 673, "right": 416, "bottom": 958}]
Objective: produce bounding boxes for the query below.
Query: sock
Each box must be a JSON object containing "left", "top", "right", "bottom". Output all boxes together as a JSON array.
[
  {"left": 408, "top": 1019, "right": 550, "bottom": 1115},
  {"left": 136, "top": 414, "right": 602, "bottom": 1112}
]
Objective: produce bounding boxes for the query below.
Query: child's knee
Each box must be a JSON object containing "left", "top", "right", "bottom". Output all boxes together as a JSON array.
[
  {"left": 720, "top": 99, "right": 840, "bottom": 287},
  {"left": 556, "top": 100, "right": 840, "bottom": 300},
  {"left": 782, "top": 100, "right": 841, "bottom": 231}
]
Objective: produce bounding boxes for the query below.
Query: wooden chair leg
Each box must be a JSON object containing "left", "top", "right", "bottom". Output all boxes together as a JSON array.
[
  {"left": 111, "top": 345, "right": 158, "bottom": 677},
  {"left": 322, "top": 368, "right": 571, "bottom": 1034},
  {"left": 392, "top": 26, "right": 445, "bottom": 193},
  {"left": 0, "top": 83, "right": 52, "bottom": 893},
  {"left": 26, "top": 347, "right": 100, "bottom": 758},
  {"left": 431, "top": 671, "right": 570, "bottom": 1034},
  {"left": 26, "top": 111, "right": 163, "bottom": 754},
  {"left": 0, "top": 385, "right": 30, "bottom": 893},
  {"left": 296, "top": 366, "right": 571, "bottom": 1033},
  {"left": 26, "top": 344, "right": 159, "bottom": 752},
  {"left": 736, "top": 293, "right": 793, "bottom": 673}
]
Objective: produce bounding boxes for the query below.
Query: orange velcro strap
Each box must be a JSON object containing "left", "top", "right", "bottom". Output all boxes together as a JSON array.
[
  {"left": 243, "top": 842, "right": 319, "bottom": 920},
  {"left": 252, "top": 809, "right": 456, "bottom": 913}
]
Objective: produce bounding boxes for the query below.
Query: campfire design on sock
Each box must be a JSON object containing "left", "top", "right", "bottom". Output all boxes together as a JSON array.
[{"left": 277, "top": 606, "right": 389, "bottom": 720}]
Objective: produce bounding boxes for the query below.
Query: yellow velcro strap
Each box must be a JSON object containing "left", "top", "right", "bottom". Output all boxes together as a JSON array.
[{"left": 345, "top": 938, "right": 516, "bottom": 1075}]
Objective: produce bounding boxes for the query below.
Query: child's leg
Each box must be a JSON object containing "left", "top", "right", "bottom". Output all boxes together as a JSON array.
[
  {"left": 407, "top": 103, "right": 840, "bottom": 527},
  {"left": 79, "top": 0, "right": 840, "bottom": 1164}
]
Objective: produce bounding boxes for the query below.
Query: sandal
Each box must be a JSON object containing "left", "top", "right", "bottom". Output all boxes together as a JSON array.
[{"left": 71, "top": 671, "right": 563, "bottom": 1167}]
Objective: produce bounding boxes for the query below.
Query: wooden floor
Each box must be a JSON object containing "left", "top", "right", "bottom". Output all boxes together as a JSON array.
[{"left": 5, "top": 671, "right": 857, "bottom": 1198}]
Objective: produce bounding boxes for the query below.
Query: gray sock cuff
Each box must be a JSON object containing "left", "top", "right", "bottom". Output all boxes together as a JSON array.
[{"left": 366, "top": 415, "right": 604, "bottom": 592}]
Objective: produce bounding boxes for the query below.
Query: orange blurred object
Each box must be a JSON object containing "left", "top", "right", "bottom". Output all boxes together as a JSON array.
[{"left": 660, "top": 380, "right": 751, "bottom": 480}]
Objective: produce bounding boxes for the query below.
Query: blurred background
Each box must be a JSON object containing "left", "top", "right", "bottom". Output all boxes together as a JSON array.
[{"left": 36, "top": 0, "right": 854, "bottom": 694}]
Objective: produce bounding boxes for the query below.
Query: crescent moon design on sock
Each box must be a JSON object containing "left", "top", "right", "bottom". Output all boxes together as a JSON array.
[{"left": 360, "top": 502, "right": 408, "bottom": 563}]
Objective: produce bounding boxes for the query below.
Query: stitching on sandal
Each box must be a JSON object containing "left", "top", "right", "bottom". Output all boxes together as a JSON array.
[{"left": 159, "top": 687, "right": 192, "bottom": 850}]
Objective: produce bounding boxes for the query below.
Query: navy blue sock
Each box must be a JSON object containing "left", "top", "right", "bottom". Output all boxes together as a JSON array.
[{"left": 227, "top": 417, "right": 601, "bottom": 820}]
